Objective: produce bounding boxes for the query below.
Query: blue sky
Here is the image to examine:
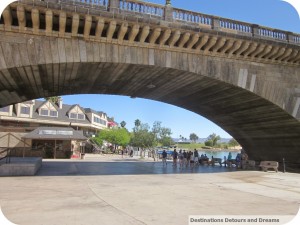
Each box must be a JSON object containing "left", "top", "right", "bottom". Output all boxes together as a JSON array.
[{"left": 2, "top": 0, "right": 300, "bottom": 139}]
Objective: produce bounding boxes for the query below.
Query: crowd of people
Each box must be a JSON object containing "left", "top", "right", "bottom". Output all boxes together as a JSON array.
[
  {"left": 225, "top": 150, "right": 249, "bottom": 168},
  {"left": 161, "top": 148, "right": 249, "bottom": 169}
]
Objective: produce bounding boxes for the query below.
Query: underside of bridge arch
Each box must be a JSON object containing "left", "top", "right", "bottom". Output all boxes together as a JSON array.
[{"left": 2, "top": 62, "right": 300, "bottom": 168}]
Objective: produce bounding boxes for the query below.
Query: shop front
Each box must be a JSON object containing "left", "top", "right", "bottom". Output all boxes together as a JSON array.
[{"left": 23, "top": 127, "right": 87, "bottom": 159}]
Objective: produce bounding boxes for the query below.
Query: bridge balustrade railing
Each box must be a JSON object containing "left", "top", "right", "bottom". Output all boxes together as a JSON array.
[
  {"left": 293, "top": 35, "right": 300, "bottom": 43},
  {"left": 18, "top": 0, "right": 109, "bottom": 11},
  {"left": 172, "top": 7, "right": 212, "bottom": 26},
  {"left": 119, "top": 0, "right": 164, "bottom": 18},
  {"left": 218, "top": 18, "right": 252, "bottom": 34},
  {"left": 13, "top": 0, "right": 300, "bottom": 45},
  {"left": 58, "top": 0, "right": 108, "bottom": 8},
  {"left": 258, "top": 27, "right": 287, "bottom": 41}
]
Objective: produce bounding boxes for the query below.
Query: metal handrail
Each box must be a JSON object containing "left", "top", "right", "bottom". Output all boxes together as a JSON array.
[{"left": 0, "top": 148, "right": 11, "bottom": 164}]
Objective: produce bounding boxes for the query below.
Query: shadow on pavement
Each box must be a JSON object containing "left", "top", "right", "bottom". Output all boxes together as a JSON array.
[{"left": 37, "top": 160, "right": 239, "bottom": 176}]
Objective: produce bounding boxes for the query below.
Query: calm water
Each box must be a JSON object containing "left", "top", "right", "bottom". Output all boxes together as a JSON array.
[
  {"left": 156, "top": 149, "right": 240, "bottom": 160},
  {"left": 198, "top": 150, "right": 240, "bottom": 159}
]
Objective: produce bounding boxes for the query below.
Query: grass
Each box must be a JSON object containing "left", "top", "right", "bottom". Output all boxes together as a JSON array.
[
  {"left": 175, "top": 143, "right": 239, "bottom": 151},
  {"left": 176, "top": 143, "right": 205, "bottom": 150}
]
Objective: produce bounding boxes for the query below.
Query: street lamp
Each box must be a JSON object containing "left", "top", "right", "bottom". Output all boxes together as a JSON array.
[{"left": 166, "top": 0, "right": 171, "bottom": 6}]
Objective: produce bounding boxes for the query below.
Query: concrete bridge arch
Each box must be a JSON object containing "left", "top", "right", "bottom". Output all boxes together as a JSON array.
[{"left": 0, "top": 0, "right": 300, "bottom": 168}]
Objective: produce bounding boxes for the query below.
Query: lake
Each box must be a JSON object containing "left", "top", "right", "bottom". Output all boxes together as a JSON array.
[{"left": 156, "top": 149, "right": 240, "bottom": 160}]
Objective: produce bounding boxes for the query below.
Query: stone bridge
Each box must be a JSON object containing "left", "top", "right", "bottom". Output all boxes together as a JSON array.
[{"left": 0, "top": 0, "right": 300, "bottom": 168}]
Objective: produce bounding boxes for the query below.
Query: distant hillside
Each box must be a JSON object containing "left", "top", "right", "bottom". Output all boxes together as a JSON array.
[{"left": 173, "top": 138, "right": 232, "bottom": 143}]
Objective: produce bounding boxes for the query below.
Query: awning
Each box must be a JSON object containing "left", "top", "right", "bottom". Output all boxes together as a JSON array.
[{"left": 22, "top": 127, "right": 87, "bottom": 141}]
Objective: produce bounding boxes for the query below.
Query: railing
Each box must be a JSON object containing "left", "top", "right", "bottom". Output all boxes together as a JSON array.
[
  {"left": 0, "top": 148, "right": 11, "bottom": 164},
  {"left": 258, "top": 27, "right": 287, "bottom": 40},
  {"left": 294, "top": 36, "right": 300, "bottom": 43},
  {"left": 59, "top": 0, "right": 108, "bottom": 7},
  {"left": 15, "top": 0, "right": 300, "bottom": 45},
  {"left": 173, "top": 8, "right": 211, "bottom": 25},
  {"left": 87, "top": 138, "right": 104, "bottom": 154},
  {"left": 219, "top": 18, "right": 252, "bottom": 33},
  {"left": 119, "top": 0, "right": 164, "bottom": 17}
]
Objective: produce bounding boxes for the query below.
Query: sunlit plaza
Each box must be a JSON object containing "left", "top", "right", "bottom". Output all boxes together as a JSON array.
[{"left": 0, "top": 154, "right": 300, "bottom": 225}]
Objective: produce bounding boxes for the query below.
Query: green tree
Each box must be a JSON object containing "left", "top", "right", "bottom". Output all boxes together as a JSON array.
[
  {"left": 151, "top": 121, "right": 173, "bottom": 147},
  {"left": 130, "top": 122, "right": 155, "bottom": 158},
  {"left": 45, "top": 96, "right": 61, "bottom": 104},
  {"left": 95, "top": 128, "right": 130, "bottom": 151},
  {"left": 130, "top": 120, "right": 174, "bottom": 160},
  {"left": 131, "top": 127, "right": 155, "bottom": 149},
  {"left": 228, "top": 138, "right": 239, "bottom": 147},
  {"left": 120, "top": 121, "right": 126, "bottom": 128},
  {"left": 160, "top": 127, "right": 172, "bottom": 139},
  {"left": 151, "top": 121, "right": 162, "bottom": 143},
  {"left": 134, "top": 119, "right": 141, "bottom": 128},
  {"left": 92, "top": 136, "right": 103, "bottom": 147},
  {"left": 206, "top": 133, "right": 221, "bottom": 147},
  {"left": 189, "top": 133, "right": 199, "bottom": 143},
  {"left": 160, "top": 136, "right": 174, "bottom": 147},
  {"left": 204, "top": 140, "right": 213, "bottom": 147}
]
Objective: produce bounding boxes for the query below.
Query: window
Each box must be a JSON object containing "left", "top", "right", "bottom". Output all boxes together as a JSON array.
[
  {"left": 40, "top": 109, "right": 48, "bottom": 116},
  {"left": 93, "top": 116, "right": 106, "bottom": 125},
  {"left": 70, "top": 113, "right": 77, "bottom": 119},
  {"left": 50, "top": 110, "right": 58, "bottom": 117},
  {"left": 93, "top": 117, "right": 99, "bottom": 123},
  {"left": 0, "top": 106, "right": 9, "bottom": 112},
  {"left": 21, "top": 106, "right": 30, "bottom": 114},
  {"left": 78, "top": 114, "right": 85, "bottom": 120},
  {"left": 69, "top": 113, "right": 85, "bottom": 120},
  {"left": 40, "top": 109, "right": 58, "bottom": 117}
]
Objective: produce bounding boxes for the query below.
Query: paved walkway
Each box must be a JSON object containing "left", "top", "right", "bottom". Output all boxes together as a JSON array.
[{"left": 0, "top": 154, "right": 299, "bottom": 225}]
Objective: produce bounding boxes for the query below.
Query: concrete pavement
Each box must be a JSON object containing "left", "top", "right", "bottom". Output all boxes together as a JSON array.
[{"left": 0, "top": 154, "right": 299, "bottom": 225}]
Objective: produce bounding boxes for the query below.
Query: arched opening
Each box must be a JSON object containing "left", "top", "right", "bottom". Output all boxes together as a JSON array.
[{"left": 1, "top": 62, "right": 300, "bottom": 170}]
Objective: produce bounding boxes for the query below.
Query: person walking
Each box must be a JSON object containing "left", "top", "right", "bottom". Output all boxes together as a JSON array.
[
  {"left": 241, "top": 149, "right": 248, "bottom": 169},
  {"left": 162, "top": 149, "right": 167, "bottom": 166},
  {"left": 193, "top": 149, "right": 199, "bottom": 166},
  {"left": 178, "top": 150, "right": 183, "bottom": 168},
  {"left": 224, "top": 155, "right": 227, "bottom": 167},
  {"left": 172, "top": 149, "right": 178, "bottom": 167},
  {"left": 235, "top": 153, "right": 241, "bottom": 168},
  {"left": 183, "top": 150, "right": 188, "bottom": 168},
  {"left": 186, "top": 151, "right": 192, "bottom": 168},
  {"left": 227, "top": 152, "right": 233, "bottom": 167}
]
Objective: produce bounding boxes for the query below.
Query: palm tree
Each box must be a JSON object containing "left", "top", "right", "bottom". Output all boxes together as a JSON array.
[
  {"left": 134, "top": 119, "right": 141, "bottom": 127},
  {"left": 120, "top": 121, "right": 126, "bottom": 128}
]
